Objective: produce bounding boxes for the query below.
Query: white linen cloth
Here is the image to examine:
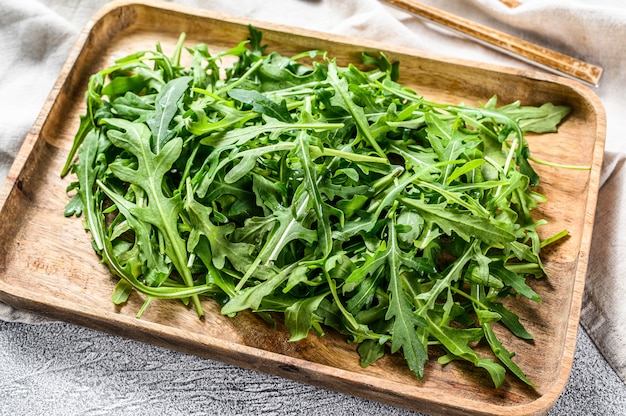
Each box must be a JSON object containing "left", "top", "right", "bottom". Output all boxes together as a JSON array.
[{"left": 1, "top": 0, "right": 626, "bottom": 414}]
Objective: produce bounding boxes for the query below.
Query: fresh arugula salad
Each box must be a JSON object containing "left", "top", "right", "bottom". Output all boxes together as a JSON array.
[{"left": 62, "top": 26, "right": 572, "bottom": 388}]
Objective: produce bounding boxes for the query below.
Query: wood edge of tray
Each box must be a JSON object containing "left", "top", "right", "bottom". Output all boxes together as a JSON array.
[{"left": 539, "top": 85, "right": 607, "bottom": 410}]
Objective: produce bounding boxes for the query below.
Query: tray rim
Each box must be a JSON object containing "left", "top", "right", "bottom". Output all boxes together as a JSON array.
[{"left": 0, "top": 1, "right": 607, "bottom": 415}]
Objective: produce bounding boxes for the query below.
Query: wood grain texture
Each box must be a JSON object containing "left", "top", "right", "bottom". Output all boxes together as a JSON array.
[
  {"left": 499, "top": 0, "right": 522, "bottom": 8},
  {"left": 383, "top": 0, "right": 603, "bottom": 87},
  {"left": 0, "top": 1, "right": 606, "bottom": 415}
]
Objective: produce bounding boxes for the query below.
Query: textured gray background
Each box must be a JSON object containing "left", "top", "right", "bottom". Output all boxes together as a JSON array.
[{"left": 1, "top": 320, "right": 625, "bottom": 415}]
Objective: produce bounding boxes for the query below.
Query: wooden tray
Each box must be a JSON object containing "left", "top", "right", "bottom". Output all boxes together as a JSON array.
[{"left": 0, "top": 1, "right": 606, "bottom": 415}]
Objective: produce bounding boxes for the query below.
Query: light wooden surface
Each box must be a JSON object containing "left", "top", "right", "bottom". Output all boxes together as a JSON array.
[
  {"left": 499, "top": 0, "right": 522, "bottom": 8},
  {"left": 382, "top": 0, "right": 603, "bottom": 87},
  {"left": 0, "top": 1, "right": 606, "bottom": 415}
]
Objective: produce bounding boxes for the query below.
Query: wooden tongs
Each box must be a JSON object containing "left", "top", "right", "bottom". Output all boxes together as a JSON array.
[{"left": 382, "top": 0, "right": 603, "bottom": 87}]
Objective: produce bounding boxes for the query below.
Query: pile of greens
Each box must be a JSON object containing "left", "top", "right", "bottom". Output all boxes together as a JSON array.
[{"left": 62, "top": 27, "right": 572, "bottom": 388}]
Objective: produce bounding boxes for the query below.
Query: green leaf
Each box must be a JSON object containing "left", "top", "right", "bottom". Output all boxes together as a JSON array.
[
  {"left": 327, "top": 62, "right": 386, "bottom": 158},
  {"left": 188, "top": 100, "right": 258, "bottom": 136},
  {"left": 112, "top": 279, "right": 133, "bottom": 305},
  {"left": 358, "top": 339, "right": 386, "bottom": 367},
  {"left": 285, "top": 291, "right": 328, "bottom": 341},
  {"left": 73, "top": 129, "right": 105, "bottom": 251},
  {"left": 403, "top": 198, "right": 515, "bottom": 247},
  {"left": 221, "top": 264, "right": 302, "bottom": 315},
  {"left": 426, "top": 313, "right": 506, "bottom": 388},
  {"left": 102, "top": 74, "right": 146, "bottom": 98},
  {"left": 385, "top": 218, "right": 428, "bottom": 379},
  {"left": 112, "top": 92, "right": 155, "bottom": 123},
  {"left": 294, "top": 123, "right": 334, "bottom": 258},
  {"left": 488, "top": 302, "right": 533, "bottom": 340},
  {"left": 228, "top": 88, "right": 293, "bottom": 123},
  {"left": 517, "top": 103, "right": 572, "bottom": 133},
  {"left": 63, "top": 193, "right": 83, "bottom": 217},
  {"left": 98, "top": 180, "right": 171, "bottom": 287},
  {"left": 200, "top": 116, "right": 342, "bottom": 148},
  {"left": 491, "top": 261, "right": 541, "bottom": 301},
  {"left": 147, "top": 75, "right": 192, "bottom": 152},
  {"left": 479, "top": 315, "right": 536, "bottom": 387},
  {"left": 343, "top": 242, "right": 388, "bottom": 292},
  {"left": 235, "top": 187, "right": 318, "bottom": 290},
  {"left": 184, "top": 180, "right": 258, "bottom": 276},
  {"left": 104, "top": 117, "right": 203, "bottom": 317}
]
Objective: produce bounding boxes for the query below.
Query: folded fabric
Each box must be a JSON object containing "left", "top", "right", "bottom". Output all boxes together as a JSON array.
[
  {"left": 582, "top": 152, "right": 626, "bottom": 381},
  {"left": 0, "top": 0, "right": 74, "bottom": 182}
]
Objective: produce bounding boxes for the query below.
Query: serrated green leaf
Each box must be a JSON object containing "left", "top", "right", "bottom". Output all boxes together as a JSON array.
[
  {"left": 385, "top": 218, "right": 428, "bottom": 379},
  {"left": 103, "top": 117, "right": 203, "bottom": 316}
]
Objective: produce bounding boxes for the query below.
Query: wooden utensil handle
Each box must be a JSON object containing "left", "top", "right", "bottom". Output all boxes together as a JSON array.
[
  {"left": 499, "top": 0, "right": 522, "bottom": 8},
  {"left": 383, "top": 0, "right": 603, "bottom": 87}
]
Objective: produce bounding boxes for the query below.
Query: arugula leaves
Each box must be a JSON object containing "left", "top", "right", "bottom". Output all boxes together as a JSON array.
[{"left": 63, "top": 28, "right": 572, "bottom": 388}]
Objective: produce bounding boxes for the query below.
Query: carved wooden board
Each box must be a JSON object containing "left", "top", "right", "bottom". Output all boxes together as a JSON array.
[{"left": 0, "top": 1, "right": 606, "bottom": 415}]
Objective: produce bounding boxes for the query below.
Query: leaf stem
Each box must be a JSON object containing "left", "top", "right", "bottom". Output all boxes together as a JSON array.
[{"left": 527, "top": 155, "right": 591, "bottom": 170}]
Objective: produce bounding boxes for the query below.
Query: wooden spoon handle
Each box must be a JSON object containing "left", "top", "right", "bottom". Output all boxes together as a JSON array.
[
  {"left": 382, "top": 0, "right": 603, "bottom": 87},
  {"left": 499, "top": 0, "right": 522, "bottom": 8}
]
